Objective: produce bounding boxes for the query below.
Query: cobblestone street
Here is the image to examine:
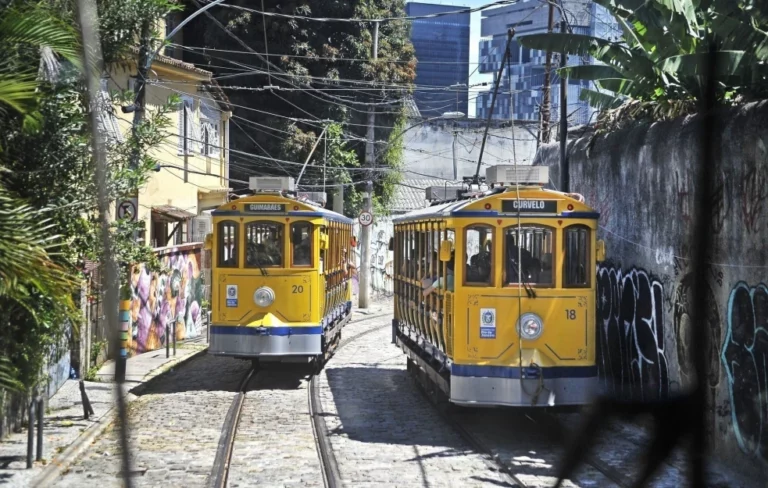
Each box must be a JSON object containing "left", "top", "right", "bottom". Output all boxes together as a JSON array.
[
  {"left": 40, "top": 302, "right": 756, "bottom": 488},
  {"left": 316, "top": 313, "right": 513, "bottom": 487},
  {"left": 53, "top": 355, "right": 252, "bottom": 487},
  {"left": 227, "top": 368, "right": 323, "bottom": 487}
]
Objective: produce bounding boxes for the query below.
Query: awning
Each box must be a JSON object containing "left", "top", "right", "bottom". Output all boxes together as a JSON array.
[{"left": 151, "top": 205, "right": 196, "bottom": 223}]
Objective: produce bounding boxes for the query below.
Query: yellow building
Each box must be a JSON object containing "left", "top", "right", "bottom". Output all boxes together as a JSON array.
[{"left": 105, "top": 45, "right": 232, "bottom": 248}]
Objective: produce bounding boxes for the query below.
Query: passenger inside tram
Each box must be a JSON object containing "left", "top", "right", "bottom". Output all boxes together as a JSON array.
[
  {"left": 292, "top": 227, "right": 311, "bottom": 265},
  {"left": 247, "top": 241, "right": 282, "bottom": 266},
  {"left": 466, "top": 242, "right": 491, "bottom": 283},
  {"left": 423, "top": 252, "right": 454, "bottom": 297}
]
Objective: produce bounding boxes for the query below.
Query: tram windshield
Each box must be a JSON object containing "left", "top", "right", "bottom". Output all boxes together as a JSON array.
[
  {"left": 245, "top": 222, "right": 284, "bottom": 267},
  {"left": 504, "top": 226, "right": 554, "bottom": 286}
]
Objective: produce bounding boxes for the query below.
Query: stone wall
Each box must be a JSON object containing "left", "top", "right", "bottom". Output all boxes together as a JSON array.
[{"left": 534, "top": 100, "right": 768, "bottom": 476}]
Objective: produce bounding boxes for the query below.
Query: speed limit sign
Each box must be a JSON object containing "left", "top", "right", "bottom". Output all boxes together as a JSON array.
[{"left": 358, "top": 210, "right": 373, "bottom": 226}]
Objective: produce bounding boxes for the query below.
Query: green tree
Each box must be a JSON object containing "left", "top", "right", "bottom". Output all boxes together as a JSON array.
[
  {"left": 0, "top": 0, "right": 181, "bottom": 392},
  {"left": 183, "top": 0, "right": 415, "bottom": 216},
  {"left": 520, "top": 0, "right": 768, "bottom": 130},
  {"left": 0, "top": 3, "right": 81, "bottom": 392}
]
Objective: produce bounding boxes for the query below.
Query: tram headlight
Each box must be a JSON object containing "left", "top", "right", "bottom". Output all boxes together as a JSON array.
[
  {"left": 517, "top": 313, "right": 543, "bottom": 340},
  {"left": 253, "top": 286, "right": 275, "bottom": 307}
]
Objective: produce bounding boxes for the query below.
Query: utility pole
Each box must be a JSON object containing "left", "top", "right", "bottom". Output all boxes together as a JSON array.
[
  {"left": 540, "top": 0, "right": 555, "bottom": 144},
  {"left": 359, "top": 21, "right": 379, "bottom": 309},
  {"left": 560, "top": 20, "right": 569, "bottom": 192},
  {"left": 452, "top": 126, "right": 458, "bottom": 180}
]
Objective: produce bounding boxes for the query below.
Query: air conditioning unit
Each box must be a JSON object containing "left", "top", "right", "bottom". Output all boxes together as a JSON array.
[
  {"left": 425, "top": 186, "right": 463, "bottom": 202},
  {"left": 191, "top": 213, "right": 212, "bottom": 243},
  {"left": 486, "top": 165, "right": 549, "bottom": 186},
  {"left": 249, "top": 176, "right": 295, "bottom": 191},
  {"left": 298, "top": 191, "right": 327, "bottom": 207}
]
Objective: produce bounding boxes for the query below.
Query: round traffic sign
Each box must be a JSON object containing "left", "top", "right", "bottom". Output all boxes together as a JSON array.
[
  {"left": 117, "top": 199, "right": 137, "bottom": 222},
  {"left": 358, "top": 210, "right": 373, "bottom": 226}
]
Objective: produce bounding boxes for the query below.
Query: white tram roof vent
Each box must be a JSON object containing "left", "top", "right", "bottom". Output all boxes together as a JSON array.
[
  {"left": 486, "top": 165, "right": 549, "bottom": 186},
  {"left": 297, "top": 191, "right": 327, "bottom": 207},
  {"left": 249, "top": 176, "right": 295, "bottom": 192},
  {"left": 425, "top": 186, "right": 464, "bottom": 202}
]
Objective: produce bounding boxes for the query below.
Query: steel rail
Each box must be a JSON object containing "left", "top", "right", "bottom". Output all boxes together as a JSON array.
[
  {"left": 309, "top": 317, "right": 392, "bottom": 487},
  {"left": 207, "top": 367, "right": 257, "bottom": 488}
]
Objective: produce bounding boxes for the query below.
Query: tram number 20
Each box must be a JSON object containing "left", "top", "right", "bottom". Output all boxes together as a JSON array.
[
  {"left": 565, "top": 309, "right": 577, "bottom": 320},
  {"left": 292, "top": 285, "right": 304, "bottom": 294}
]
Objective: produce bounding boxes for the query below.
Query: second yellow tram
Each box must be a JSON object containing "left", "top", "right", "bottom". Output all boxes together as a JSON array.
[{"left": 392, "top": 166, "right": 605, "bottom": 407}]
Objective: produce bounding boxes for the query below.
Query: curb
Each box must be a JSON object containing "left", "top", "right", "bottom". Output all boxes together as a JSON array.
[
  {"left": 31, "top": 347, "right": 208, "bottom": 487},
  {"left": 130, "top": 348, "right": 208, "bottom": 397}
]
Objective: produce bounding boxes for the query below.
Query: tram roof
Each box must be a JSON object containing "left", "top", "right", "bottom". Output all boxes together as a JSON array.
[
  {"left": 211, "top": 192, "right": 354, "bottom": 225},
  {"left": 391, "top": 186, "right": 599, "bottom": 223}
]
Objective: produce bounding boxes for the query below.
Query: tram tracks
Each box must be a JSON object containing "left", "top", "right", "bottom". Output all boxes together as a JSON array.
[
  {"left": 207, "top": 311, "right": 393, "bottom": 488},
  {"left": 208, "top": 368, "right": 257, "bottom": 488},
  {"left": 408, "top": 364, "right": 636, "bottom": 488}
]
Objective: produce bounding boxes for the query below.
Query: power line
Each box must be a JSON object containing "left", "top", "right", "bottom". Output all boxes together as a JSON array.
[{"left": 214, "top": 1, "right": 518, "bottom": 23}]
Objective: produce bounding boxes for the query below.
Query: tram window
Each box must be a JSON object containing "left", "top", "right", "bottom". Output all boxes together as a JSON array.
[
  {"left": 245, "top": 222, "right": 283, "bottom": 267},
  {"left": 291, "top": 222, "right": 312, "bottom": 267},
  {"left": 464, "top": 226, "right": 493, "bottom": 285},
  {"left": 504, "top": 226, "right": 554, "bottom": 286},
  {"left": 217, "top": 220, "right": 238, "bottom": 267},
  {"left": 564, "top": 226, "right": 590, "bottom": 287}
]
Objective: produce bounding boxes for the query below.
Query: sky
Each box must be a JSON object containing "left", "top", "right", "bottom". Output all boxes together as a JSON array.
[{"left": 405, "top": 0, "right": 497, "bottom": 117}]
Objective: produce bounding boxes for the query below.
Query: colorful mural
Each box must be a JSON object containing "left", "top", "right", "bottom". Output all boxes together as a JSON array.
[{"left": 129, "top": 244, "right": 205, "bottom": 355}]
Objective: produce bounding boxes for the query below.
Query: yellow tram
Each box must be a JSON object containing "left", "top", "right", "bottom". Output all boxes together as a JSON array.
[
  {"left": 205, "top": 178, "right": 354, "bottom": 366},
  {"left": 392, "top": 166, "right": 606, "bottom": 407}
]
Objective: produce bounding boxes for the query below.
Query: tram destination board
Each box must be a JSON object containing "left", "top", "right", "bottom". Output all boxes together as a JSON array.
[
  {"left": 244, "top": 203, "right": 285, "bottom": 213},
  {"left": 501, "top": 199, "right": 557, "bottom": 213}
]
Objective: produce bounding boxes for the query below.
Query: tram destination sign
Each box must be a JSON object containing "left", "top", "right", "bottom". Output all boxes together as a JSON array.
[
  {"left": 244, "top": 203, "right": 285, "bottom": 213},
  {"left": 501, "top": 199, "right": 557, "bottom": 213}
]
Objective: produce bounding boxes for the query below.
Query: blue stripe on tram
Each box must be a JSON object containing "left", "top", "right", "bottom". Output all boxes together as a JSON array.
[
  {"left": 451, "top": 364, "right": 598, "bottom": 379},
  {"left": 210, "top": 326, "right": 323, "bottom": 336}
]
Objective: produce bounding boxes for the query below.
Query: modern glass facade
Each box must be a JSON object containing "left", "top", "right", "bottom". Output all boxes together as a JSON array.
[
  {"left": 405, "top": 3, "right": 470, "bottom": 117},
  {"left": 475, "top": 0, "right": 621, "bottom": 127}
]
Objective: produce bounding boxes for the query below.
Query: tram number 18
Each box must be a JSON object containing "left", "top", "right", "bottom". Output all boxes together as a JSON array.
[
  {"left": 292, "top": 285, "right": 304, "bottom": 294},
  {"left": 565, "top": 309, "right": 576, "bottom": 320}
]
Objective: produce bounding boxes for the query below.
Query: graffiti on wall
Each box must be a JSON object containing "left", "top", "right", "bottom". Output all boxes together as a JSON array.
[
  {"left": 352, "top": 220, "right": 394, "bottom": 297},
  {"left": 130, "top": 245, "right": 204, "bottom": 355},
  {"left": 597, "top": 264, "right": 670, "bottom": 400},
  {"left": 722, "top": 282, "right": 768, "bottom": 461}
]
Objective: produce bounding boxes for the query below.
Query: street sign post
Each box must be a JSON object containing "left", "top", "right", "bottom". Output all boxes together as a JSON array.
[
  {"left": 116, "top": 198, "right": 138, "bottom": 222},
  {"left": 358, "top": 210, "right": 373, "bottom": 227}
]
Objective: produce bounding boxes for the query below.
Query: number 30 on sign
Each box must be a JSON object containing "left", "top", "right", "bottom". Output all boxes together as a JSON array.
[{"left": 358, "top": 211, "right": 373, "bottom": 226}]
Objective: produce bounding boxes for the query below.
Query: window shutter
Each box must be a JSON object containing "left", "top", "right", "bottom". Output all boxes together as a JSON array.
[{"left": 187, "top": 105, "right": 202, "bottom": 153}]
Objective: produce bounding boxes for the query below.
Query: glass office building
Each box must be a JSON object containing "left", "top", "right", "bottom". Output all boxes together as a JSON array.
[
  {"left": 476, "top": 0, "right": 620, "bottom": 126},
  {"left": 405, "top": 2, "right": 470, "bottom": 117}
]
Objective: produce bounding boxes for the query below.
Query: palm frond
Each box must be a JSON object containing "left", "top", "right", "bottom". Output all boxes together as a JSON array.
[{"left": 0, "top": 6, "right": 81, "bottom": 68}]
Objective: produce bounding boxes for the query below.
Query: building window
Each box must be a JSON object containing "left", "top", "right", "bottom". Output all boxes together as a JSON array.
[
  {"left": 217, "top": 220, "right": 238, "bottom": 267},
  {"left": 201, "top": 119, "right": 220, "bottom": 157},
  {"left": 245, "top": 222, "right": 284, "bottom": 267},
  {"left": 564, "top": 225, "right": 590, "bottom": 287}
]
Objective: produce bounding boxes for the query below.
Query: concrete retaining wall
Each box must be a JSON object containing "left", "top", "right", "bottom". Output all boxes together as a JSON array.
[{"left": 534, "top": 100, "right": 768, "bottom": 476}]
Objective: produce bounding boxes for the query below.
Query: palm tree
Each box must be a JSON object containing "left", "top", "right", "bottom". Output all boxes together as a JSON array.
[
  {"left": 519, "top": 0, "right": 768, "bottom": 129},
  {"left": 0, "top": 3, "right": 81, "bottom": 392}
]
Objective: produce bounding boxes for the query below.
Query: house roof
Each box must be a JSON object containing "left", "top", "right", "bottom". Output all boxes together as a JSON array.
[
  {"left": 129, "top": 46, "right": 213, "bottom": 78},
  {"left": 391, "top": 179, "right": 462, "bottom": 213}
]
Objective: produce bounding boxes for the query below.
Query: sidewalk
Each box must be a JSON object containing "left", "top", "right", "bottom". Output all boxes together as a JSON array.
[{"left": 0, "top": 345, "right": 206, "bottom": 488}]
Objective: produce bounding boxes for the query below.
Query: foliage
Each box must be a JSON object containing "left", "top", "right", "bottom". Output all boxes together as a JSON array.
[
  {"left": 184, "top": 0, "right": 416, "bottom": 216},
  {"left": 519, "top": 0, "right": 768, "bottom": 129},
  {"left": 0, "top": 0, "right": 181, "bottom": 392}
]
